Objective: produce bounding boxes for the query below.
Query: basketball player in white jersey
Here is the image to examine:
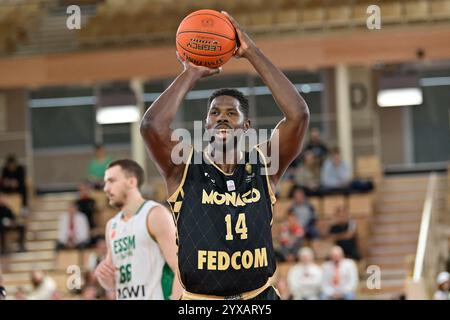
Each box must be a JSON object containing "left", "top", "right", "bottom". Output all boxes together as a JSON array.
[{"left": 94, "top": 159, "right": 182, "bottom": 300}]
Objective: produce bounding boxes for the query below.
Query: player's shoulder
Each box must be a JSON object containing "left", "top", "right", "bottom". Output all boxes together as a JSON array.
[
  {"left": 146, "top": 202, "right": 174, "bottom": 236},
  {"left": 106, "top": 212, "right": 121, "bottom": 229},
  {"left": 145, "top": 201, "right": 171, "bottom": 220}
]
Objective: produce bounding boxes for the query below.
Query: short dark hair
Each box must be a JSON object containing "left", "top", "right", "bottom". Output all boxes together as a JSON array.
[
  {"left": 289, "top": 185, "right": 306, "bottom": 198},
  {"left": 107, "top": 159, "right": 144, "bottom": 188},
  {"left": 207, "top": 88, "right": 250, "bottom": 119},
  {"left": 331, "top": 147, "right": 340, "bottom": 155},
  {"left": 5, "top": 154, "right": 17, "bottom": 165}
]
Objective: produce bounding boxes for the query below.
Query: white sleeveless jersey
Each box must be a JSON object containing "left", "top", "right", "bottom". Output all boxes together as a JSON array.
[{"left": 109, "top": 200, "right": 166, "bottom": 300}]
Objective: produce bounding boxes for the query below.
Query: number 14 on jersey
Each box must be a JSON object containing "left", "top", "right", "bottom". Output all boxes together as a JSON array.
[{"left": 225, "top": 213, "right": 248, "bottom": 241}]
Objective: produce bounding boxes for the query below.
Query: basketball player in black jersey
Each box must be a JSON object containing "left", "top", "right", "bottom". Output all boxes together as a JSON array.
[{"left": 140, "top": 12, "right": 309, "bottom": 300}]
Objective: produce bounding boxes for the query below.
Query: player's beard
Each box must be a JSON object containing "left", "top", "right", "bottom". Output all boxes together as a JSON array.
[
  {"left": 208, "top": 133, "right": 248, "bottom": 166},
  {"left": 211, "top": 132, "right": 237, "bottom": 150},
  {"left": 112, "top": 200, "right": 124, "bottom": 210},
  {"left": 209, "top": 135, "right": 239, "bottom": 162},
  {"left": 108, "top": 192, "right": 126, "bottom": 209}
]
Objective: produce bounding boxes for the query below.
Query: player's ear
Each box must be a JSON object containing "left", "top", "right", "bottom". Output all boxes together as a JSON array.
[
  {"left": 244, "top": 119, "right": 251, "bottom": 131},
  {"left": 128, "top": 176, "right": 138, "bottom": 188}
]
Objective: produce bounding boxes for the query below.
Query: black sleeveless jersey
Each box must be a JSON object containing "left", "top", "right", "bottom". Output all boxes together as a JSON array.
[{"left": 167, "top": 146, "right": 277, "bottom": 296}]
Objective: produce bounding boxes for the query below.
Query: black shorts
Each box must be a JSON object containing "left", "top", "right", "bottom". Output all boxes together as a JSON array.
[{"left": 250, "top": 286, "right": 280, "bottom": 300}]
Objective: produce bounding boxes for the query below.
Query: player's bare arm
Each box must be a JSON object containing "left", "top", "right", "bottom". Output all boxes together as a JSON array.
[
  {"left": 223, "top": 12, "right": 310, "bottom": 187},
  {"left": 140, "top": 55, "right": 221, "bottom": 196},
  {"left": 147, "top": 205, "right": 183, "bottom": 300},
  {"left": 94, "top": 220, "right": 116, "bottom": 291}
]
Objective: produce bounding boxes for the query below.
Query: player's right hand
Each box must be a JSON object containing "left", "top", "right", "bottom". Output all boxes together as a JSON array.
[
  {"left": 94, "top": 259, "right": 116, "bottom": 282},
  {"left": 176, "top": 51, "right": 221, "bottom": 78}
]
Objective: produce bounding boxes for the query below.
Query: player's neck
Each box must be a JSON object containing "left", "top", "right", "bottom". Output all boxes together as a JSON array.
[{"left": 121, "top": 191, "right": 146, "bottom": 219}]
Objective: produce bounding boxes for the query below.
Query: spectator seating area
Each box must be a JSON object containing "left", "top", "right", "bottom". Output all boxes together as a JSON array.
[
  {"left": 2, "top": 154, "right": 449, "bottom": 300},
  {"left": 271, "top": 182, "right": 376, "bottom": 294},
  {"left": 78, "top": 0, "right": 450, "bottom": 45},
  {"left": 265, "top": 150, "right": 382, "bottom": 299},
  {"left": 0, "top": 150, "right": 382, "bottom": 299},
  {"left": 0, "top": 2, "right": 43, "bottom": 54},
  {"left": 0, "top": 189, "right": 115, "bottom": 299},
  {"left": 2, "top": 1, "right": 450, "bottom": 57},
  {"left": 2, "top": 193, "right": 22, "bottom": 217}
]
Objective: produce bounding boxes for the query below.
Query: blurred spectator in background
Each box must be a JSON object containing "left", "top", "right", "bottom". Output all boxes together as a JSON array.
[
  {"left": 0, "top": 286, "right": 5, "bottom": 300},
  {"left": 275, "top": 210, "right": 304, "bottom": 262},
  {"left": 275, "top": 278, "right": 292, "bottom": 300},
  {"left": 293, "top": 151, "right": 321, "bottom": 195},
  {"left": 88, "top": 145, "right": 112, "bottom": 190},
  {"left": 56, "top": 202, "right": 90, "bottom": 250},
  {"left": 87, "top": 238, "right": 107, "bottom": 273},
  {"left": 0, "top": 155, "right": 28, "bottom": 213},
  {"left": 75, "top": 182, "right": 97, "bottom": 231},
  {"left": 434, "top": 271, "right": 450, "bottom": 300},
  {"left": 82, "top": 285, "right": 99, "bottom": 300},
  {"left": 0, "top": 193, "right": 26, "bottom": 254},
  {"left": 287, "top": 247, "right": 322, "bottom": 300},
  {"left": 287, "top": 128, "right": 329, "bottom": 174},
  {"left": 84, "top": 239, "right": 108, "bottom": 299},
  {"left": 51, "top": 290, "right": 63, "bottom": 300},
  {"left": 83, "top": 270, "right": 106, "bottom": 299},
  {"left": 321, "top": 148, "right": 351, "bottom": 194},
  {"left": 304, "top": 128, "right": 329, "bottom": 165},
  {"left": 14, "top": 287, "right": 27, "bottom": 300},
  {"left": 0, "top": 274, "right": 6, "bottom": 300},
  {"left": 27, "top": 270, "right": 57, "bottom": 300},
  {"left": 290, "top": 187, "right": 320, "bottom": 244},
  {"left": 328, "top": 206, "right": 360, "bottom": 261},
  {"left": 321, "top": 246, "right": 358, "bottom": 300}
]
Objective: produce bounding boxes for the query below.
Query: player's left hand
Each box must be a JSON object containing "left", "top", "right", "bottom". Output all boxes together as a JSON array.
[
  {"left": 221, "top": 11, "right": 257, "bottom": 59},
  {"left": 176, "top": 51, "right": 221, "bottom": 78}
]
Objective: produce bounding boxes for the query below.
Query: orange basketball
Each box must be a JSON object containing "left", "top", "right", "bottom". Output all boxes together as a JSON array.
[{"left": 176, "top": 9, "right": 236, "bottom": 68}]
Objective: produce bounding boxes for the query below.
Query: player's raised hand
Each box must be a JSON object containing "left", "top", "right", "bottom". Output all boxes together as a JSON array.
[
  {"left": 176, "top": 51, "right": 221, "bottom": 78},
  {"left": 221, "top": 11, "right": 257, "bottom": 59}
]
